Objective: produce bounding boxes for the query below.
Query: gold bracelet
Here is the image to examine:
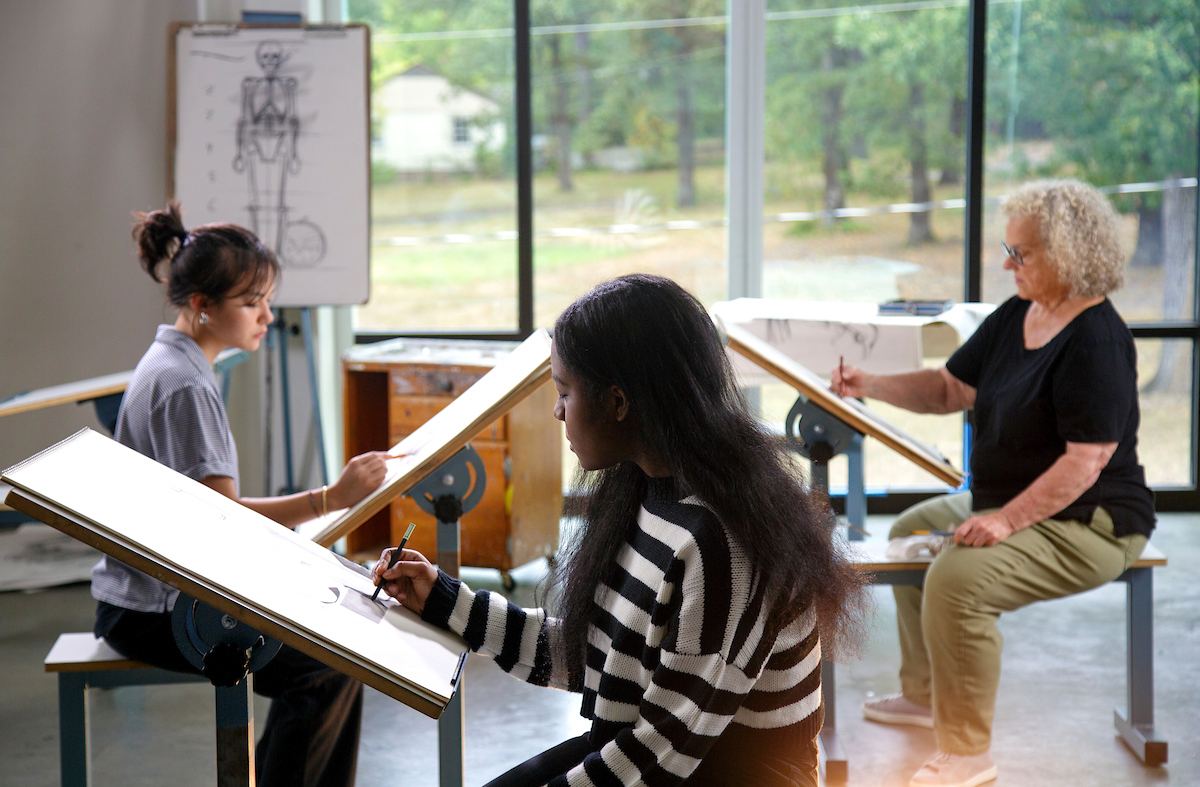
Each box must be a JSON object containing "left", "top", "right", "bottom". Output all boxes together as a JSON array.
[
  {"left": 321, "top": 485, "right": 329, "bottom": 516},
  {"left": 307, "top": 489, "right": 320, "bottom": 516}
]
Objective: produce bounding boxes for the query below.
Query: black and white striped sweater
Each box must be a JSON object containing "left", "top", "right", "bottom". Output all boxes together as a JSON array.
[{"left": 420, "top": 477, "right": 823, "bottom": 786}]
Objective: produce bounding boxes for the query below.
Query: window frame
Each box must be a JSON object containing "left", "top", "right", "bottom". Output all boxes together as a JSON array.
[{"left": 354, "top": 0, "right": 1200, "bottom": 510}]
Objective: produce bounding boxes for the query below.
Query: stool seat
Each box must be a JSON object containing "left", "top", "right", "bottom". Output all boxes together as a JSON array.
[{"left": 44, "top": 633, "right": 148, "bottom": 673}]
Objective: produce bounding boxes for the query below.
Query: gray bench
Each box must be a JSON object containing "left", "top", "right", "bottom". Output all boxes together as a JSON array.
[{"left": 819, "top": 541, "right": 1168, "bottom": 782}]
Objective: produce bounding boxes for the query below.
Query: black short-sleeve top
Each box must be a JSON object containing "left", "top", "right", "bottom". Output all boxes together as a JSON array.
[{"left": 945, "top": 296, "right": 1155, "bottom": 538}]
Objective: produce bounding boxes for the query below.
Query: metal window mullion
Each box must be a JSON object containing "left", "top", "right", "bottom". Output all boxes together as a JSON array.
[
  {"left": 726, "top": 0, "right": 765, "bottom": 300},
  {"left": 516, "top": 0, "right": 534, "bottom": 337},
  {"left": 963, "top": 0, "right": 987, "bottom": 303},
  {"left": 1190, "top": 108, "right": 1200, "bottom": 490}
]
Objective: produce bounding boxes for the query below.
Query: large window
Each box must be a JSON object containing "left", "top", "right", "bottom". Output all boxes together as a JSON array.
[
  {"left": 527, "top": 6, "right": 728, "bottom": 327},
  {"left": 351, "top": 0, "right": 519, "bottom": 332},
  {"left": 762, "top": 1, "right": 970, "bottom": 491},
  {"left": 349, "top": 0, "right": 1200, "bottom": 505}
]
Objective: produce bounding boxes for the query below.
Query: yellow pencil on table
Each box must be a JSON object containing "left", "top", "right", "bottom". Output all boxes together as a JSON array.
[{"left": 371, "top": 522, "right": 416, "bottom": 602}]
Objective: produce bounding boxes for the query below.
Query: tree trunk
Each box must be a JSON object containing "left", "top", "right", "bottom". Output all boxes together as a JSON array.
[
  {"left": 676, "top": 72, "right": 695, "bottom": 208},
  {"left": 940, "top": 95, "right": 965, "bottom": 185},
  {"left": 574, "top": 30, "right": 592, "bottom": 122},
  {"left": 549, "top": 35, "right": 573, "bottom": 192},
  {"left": 820, "top": 47, "right": 845, "bottom": 228},
  {"left": 1143, "top": 182, "right": 1194, "bottom": 393},
  {"left": 907, "top": 83, "right": 935, "bottom": 244},
  {"left": 1130, "top": 205, "right": 1162, "bottom": 267}
]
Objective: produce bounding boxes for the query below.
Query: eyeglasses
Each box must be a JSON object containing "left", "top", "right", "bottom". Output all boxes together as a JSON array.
[{"left": 1001, "top": 241, "right": 1025, "bottom": 267}]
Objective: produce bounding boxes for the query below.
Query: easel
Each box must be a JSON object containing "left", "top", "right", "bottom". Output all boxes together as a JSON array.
[
  {"left": 0, "top": 349, "right": 248, "bottom": 436},
  {"left": 6, "top": 429, "right": 472, "bottom": 787},
  {"left": 310, "top": 330, "right": 556, "bottom": 787},
  {"left": 407, "top": 445, "right": 487, "bottom": 787},
  {"left": 785, "top": 396, "right": 867, "bottom": 541},
  {"left": 266, "top": 308, "right": 328, "bottom": 495},
  {"left": 717, "top": 318, "right": 966, "bottom": 783},
  {"left": 171, "top": 594, "right": 283, "bottom": 787}
]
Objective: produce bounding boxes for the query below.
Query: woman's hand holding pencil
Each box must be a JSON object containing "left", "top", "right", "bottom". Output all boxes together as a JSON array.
[
  {"left": 371, "top": 527, "right": 439, "bottom": 614},
  {"left": 831, "top": 359, "right": 868, "bottom": 399}
]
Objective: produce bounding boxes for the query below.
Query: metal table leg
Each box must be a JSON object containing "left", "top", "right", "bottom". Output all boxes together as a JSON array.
[
  {"left": 1114, "top": 566, "right": 1167, "bottom": 766},
  {"left": 819, "top": 660, "right": 848, "bottom": 782},
  {"left": 58, "top": 672, "right": 90, "bottom": 787},
  {"left": 214, "top": 679, "right": 255, "bottom": 787}
]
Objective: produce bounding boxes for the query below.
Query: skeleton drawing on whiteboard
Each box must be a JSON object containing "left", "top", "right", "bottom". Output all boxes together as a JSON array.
[{"left": 233, "top": 40, "right": 327, "bottom": 269}]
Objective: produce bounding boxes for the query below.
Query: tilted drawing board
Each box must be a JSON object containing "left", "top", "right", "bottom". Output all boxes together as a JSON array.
[
  {"left": 308, "top": 330, "right": 554, "bottom": 548},
  {"left": 0, "top": 372, "right": 131, "bottom": 420},
  {"left": 2, "top": 429, "right": 466, "bottom": 719},
  {"left": 0, "top": 348, "right": 247, "bottom": 420},
  {"left": 715, "top": 318, "right": 965, "bottom": 488},
  {"left": 169, "top": 23, "right": 370, "bottom": 307}
]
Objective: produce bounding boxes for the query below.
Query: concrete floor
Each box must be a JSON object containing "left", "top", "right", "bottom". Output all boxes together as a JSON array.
[{"left": 1, "top": 513, "right": 1196, "bottom": 786}]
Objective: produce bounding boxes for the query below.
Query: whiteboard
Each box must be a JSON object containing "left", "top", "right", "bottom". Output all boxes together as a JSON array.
[{"left": 170, "top": 24, "right": 370, "bottom": 307}]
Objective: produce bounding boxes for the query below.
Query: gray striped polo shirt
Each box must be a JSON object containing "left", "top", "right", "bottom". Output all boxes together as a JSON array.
[{"left": 90, "top": 325, "right": 240, "bottom": 612}]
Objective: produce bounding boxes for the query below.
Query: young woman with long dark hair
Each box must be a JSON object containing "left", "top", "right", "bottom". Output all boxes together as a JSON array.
[
  {"left": 91, "top": 201, "right": 388, "bottom": 787},
  {"left": 374, "top": 274, "right": 863, "bottom": 787}
]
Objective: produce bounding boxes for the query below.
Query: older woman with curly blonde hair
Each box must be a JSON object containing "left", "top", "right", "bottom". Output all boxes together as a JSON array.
[{"left": 833, "top": 179, "right": 1155, "bottom": 787}]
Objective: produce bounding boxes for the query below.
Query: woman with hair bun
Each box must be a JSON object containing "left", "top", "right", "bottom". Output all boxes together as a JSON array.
[
  {"left": 91, "top": 201, "right": 387, "bottom": 787},
  {"left": 374, "top": 273, "right": 865, "bottom": 787}
]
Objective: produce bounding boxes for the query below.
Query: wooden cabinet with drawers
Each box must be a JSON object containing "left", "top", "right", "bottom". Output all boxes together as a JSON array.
[{"left": 341, "top": 339, "right": 562, "bottom": 579}]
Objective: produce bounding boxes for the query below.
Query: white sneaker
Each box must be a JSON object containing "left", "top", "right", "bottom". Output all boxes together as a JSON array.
[
  {"left": 862, "top": 693, "right": 934, "bottom": 728},
  {"left": 909, "top": 751, "right": 998, "bottom": 787}
]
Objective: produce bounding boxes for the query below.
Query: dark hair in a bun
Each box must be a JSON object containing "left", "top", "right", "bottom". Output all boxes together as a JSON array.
[{"left": 133, "top": 200, "right": 279, "bottom": 308}]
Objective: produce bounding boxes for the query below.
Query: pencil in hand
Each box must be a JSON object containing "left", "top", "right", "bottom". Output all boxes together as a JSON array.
[
  {"left": 838, "top": 355, "right": 846, "bottom": 397},
  {"left": 371, "top": 522, "right": 416, "bottom": 602}
]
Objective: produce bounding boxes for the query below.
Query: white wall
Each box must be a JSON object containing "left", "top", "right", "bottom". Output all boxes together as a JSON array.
[
  {"left": 0, "top": 0, "right": 197, "bottom": 471},
  {"left": 0, "top": 0, "right": 340, "bottom": 502}
]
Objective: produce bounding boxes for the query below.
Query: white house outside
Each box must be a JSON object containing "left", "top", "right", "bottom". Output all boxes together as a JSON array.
[{"left": 373, "top": 65, "right": 506, "bottom": 174}]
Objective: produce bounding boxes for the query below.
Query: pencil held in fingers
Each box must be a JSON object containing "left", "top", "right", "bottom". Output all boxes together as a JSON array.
[
  {"left": 838, "top": 355, "right": 845, "bottom": 397},
  {"left": 371, "top": 522, "right": 416, "bottom": 602}
]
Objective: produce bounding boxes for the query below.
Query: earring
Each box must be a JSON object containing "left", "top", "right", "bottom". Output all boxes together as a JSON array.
[{"left": 199, "top": 312, "right": 209, "bottom": 325}]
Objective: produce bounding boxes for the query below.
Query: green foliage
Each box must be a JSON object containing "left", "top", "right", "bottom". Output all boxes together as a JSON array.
[
  {"left": 988, "top": 0, "right": 1199, "bottom": 202},
  {"left": 852, "top": 147, "right": 909, "bottom": 200},
  {"left": 627, "top": 107, "right": 677, "bottom": 169},
  {"left": 785, "top": 218, "right": 869, "bottom": 238},
  {"left": 371, "top": 159, "right": 399, "bottom": 185}
]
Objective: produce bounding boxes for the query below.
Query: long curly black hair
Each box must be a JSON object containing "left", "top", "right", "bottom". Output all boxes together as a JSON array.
[{"left": 550, "top": 274, "right": 865, "bottom": 681}]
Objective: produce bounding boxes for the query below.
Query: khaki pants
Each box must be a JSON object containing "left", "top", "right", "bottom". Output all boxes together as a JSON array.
[{"left": 891, "top": 492, "right": 1147, "bottom": 754}]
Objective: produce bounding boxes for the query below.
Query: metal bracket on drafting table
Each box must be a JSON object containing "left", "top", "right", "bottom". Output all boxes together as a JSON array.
[
  {"left": 407, "top": 445, "right": 487, "bottom": 787},
  {"left": 171, "top": 594, "right": 282, "bottom": 787},
  {"left": 785, "top": 395, "right": 867, "bottom": 541}
]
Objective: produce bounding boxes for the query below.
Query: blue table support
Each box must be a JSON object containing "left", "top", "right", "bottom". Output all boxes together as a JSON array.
[
  {"left": 1114, "top": 565, "right": 1167, "bottom": 766},
  {"left": 56, "top": 667, "right": 206, "bottom": 787},
  {"left": 409, "top": 446, "right": 486, "bottom": 787}
]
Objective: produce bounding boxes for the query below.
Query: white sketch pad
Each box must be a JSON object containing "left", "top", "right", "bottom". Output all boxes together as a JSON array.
[
  {"left": 3, "top": 429, "right": 465, "bottom": 716},
  {"left": 171, "top": 24, "right": 370, "bottom": 307},
  {"left": 711, "top": 299, "right": 995, "bottom": 386}
]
